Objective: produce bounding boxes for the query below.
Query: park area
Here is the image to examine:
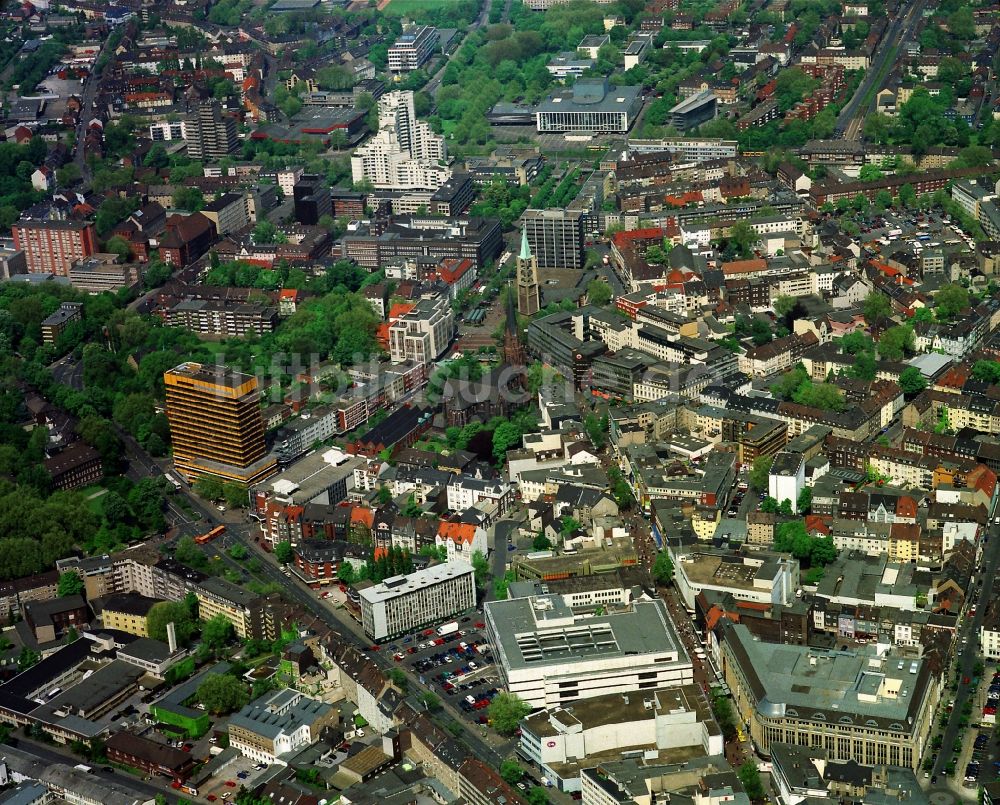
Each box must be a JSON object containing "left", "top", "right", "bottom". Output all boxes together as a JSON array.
[{"left": 383, "top": 0, "right": 452, "bottom": 13}]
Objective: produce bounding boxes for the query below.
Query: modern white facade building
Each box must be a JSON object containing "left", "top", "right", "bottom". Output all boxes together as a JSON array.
[
  {"left": 149, "top": 120, "right": 187, "bottom": 142},
  {"left": 351, "top": 91, "right": 451, "bottom": 191},
  {"left": 768, "top": 451, "right": 805, "bottom": 511},
  {"left": 388, "top": 296, "right": 455, "bottom": 364},
  {"left": 981, "top": 601, "right": 1000, "bottom": 660},
  {"left": 387, "top": 26, "right": 439, "bottom": 73},
  {"left": 359, "top": 561, "right": 476, "bottom": 640},
  {"left": 484, "top": 595, "right": 693, "bottom": 709},
  {"left": 227, "top": 689, "right": 335, "bottom": 765}
]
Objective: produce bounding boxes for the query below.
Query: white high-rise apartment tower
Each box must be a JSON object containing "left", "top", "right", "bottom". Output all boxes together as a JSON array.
[{"left": 351, "top": 91, "right": 452, "bottom": 191}]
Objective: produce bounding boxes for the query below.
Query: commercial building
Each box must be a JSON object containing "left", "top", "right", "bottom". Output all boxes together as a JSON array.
[
  {"left": 522, "top": 208, "right": 585, "bottom": 269},
  {"left": 359, "top": 561, "right": 476, "bottom": 640},
  {"left": 519, "top": 685, "right": 723, "bottom": 793},
  {"left": 12, "top": 220, "right": 98, "bottom": 276},
  {"left": 388, "top": 296, "right": 455, "bottom": 364},
  {"left": 536, "top": 78, "right": 642, "bottom": 134},
  {"left": 292, "top": 174, "right": 332, "bottom": 226},
  {"left": 149, "top": 662, "right": 229, "bottom": 737},
  {"left": 67, "top": 255, "right": 141, "bottom": 293},
  {"left": 668, "top": 90, "right": 718, "bottom": 131},
  {"left": 164, "top": 362, "right": 277, "bottom": 485},
  {"left": 99, "top": 593, "right": 162, "bottom": 637},
  {"left": 228, "top": 688, "right": 336, "bottom": 765},
  {"left": 387, "top": 26, "right": 439, "bottom": 72},
  {"left": 484, "top": 595, "right": 693, "bottom": 709},
  {"left": 342, "top": 216, "right": 503, "bottom": 271},
  {"left": 184, "top": 101, "right": 238, "bottom": 161},
  {"left": 719, "top": 621, "right": 940, "bottom": 770},
  {"left": 104, "top": 733, "right": 195, "bottom": 781},
  {"left": 0, "top": 245, "right": 27, "bottom": 279},
  {"left": 769, "top": 451, "right": 806, "bottom": 511},
  {"left": 351, "top": 91, "right": 451, "bottom": 191}
]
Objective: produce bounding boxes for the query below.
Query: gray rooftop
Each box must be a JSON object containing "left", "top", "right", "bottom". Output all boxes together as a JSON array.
[
  {"left": 485, "top": 596, "right": 686, "bottom": 671},
  {"left": 228, "top": 689, "right": 332, "bottom": 743},
  {"left": 359, "top": 561, "right": 474, "bottom": 605}
]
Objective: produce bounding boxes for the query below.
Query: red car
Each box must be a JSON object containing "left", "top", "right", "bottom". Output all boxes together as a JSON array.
[
  {"left": 368, "top": 645, "right": 380, "bottom": 652},
  {"left": 207, "top": 797, "right": 218, "bottom": 802},
  {"left": 963, "top": 676, "right": 971, "bottom": 685},
  {"left": 422, "top": 629, "right": 434, "bottom": 636},
  {"left": 474, "top": 622, "right": 485, "bottom": 629},
  {"left": 225, "top": 781, "right": 237, "bottom": 788},
  {"left": 171, "top": 782, "right": 181, "bottom": 790}
]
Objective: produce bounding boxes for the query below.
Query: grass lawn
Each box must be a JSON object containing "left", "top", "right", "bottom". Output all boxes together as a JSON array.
[{"left": 384, "top": 0, "right": 452, "bottom": 14}]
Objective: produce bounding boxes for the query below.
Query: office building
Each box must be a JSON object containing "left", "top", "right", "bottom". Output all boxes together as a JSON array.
[
  {"left": 163, "top": 362, "right": 276, "bottom": 485},
  {"left": 67, "top": 255, "right": 141, "bottom": 293},
  {"left": 388, "top": 296, "right": 455, "bottom": 364},
  {"left": 292, "top": 174, "right": 332, "bottom": 225},
  {"left": 184, "top": 101, "right": 239, "bottom": 161},
  {"left": 768, "top": 450, "right": 805, "bottom": 511},
  {"left": 536, "top": 78, "right": 642, "bottom": 134},
  {"left": 342, "top": 216, "right": 502, "bottom": 271},
  {"left": 668, "top": 90, "right": 718, "bottom": 131},
  {"left": 228, "top": 688, "right": 336, "bottom": 765},
  {"left": 12, "top": 219, "right": 98, "bottom": 276},
  {"left": 520, "top": 685, "right": 723, "bottom": 793},
  {"left": 359, "top": 561, "right": 476, "bottom": 640},
  {"left": 516, "top": 227, "right": 541, "bottom": 315},
  {"left": 522, "top": 208, "right": 585, "bottom": 269},
  {"left": 43, "top": 441, "right": 102, "bottom": 490},
  {"left": 719, "top": 621, "right": 940, "bottom": 770},
  {"left": 484, "top": 595, "right": 693, "bottom": 709},
  {"left": 40, "top": 301, "right": 83, "bottom": 345},
  {"left": 388, "top": 26, "right": 439, "bottom": 73},
  {"left": 351, "top": 91, "right": 451, "bottom": 191}
]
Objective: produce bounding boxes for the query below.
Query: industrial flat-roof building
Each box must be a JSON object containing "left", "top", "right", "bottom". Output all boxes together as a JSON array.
[
  {"left": 536, "top": 78, "right": 642, "bottom": 134},
  {"left": 484, "top": 595, "right": 692, "bottom": 709},
  {"left": 359, "top": 561, "right": 476, "bottom": 640},
  {"left": 668, "top": 90, "right": 718, "bottom": 132},
  {"left": 719, "top": 621, "right": 940, "bottom": 770},
  {"left": 388, "top": 26, "right": 439, "bottom": 73}
]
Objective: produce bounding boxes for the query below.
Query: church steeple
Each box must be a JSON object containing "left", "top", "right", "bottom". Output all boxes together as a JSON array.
[
  {"left": 516, "top": 226, "right": 540, "bottom": 317},
  {"left": 503, "top": 283, "right": 527, "bottom": 371}
]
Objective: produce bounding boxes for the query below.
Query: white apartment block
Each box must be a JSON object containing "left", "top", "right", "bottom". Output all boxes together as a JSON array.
[
  {"left": 446, "top": 477, "right": 513, "bottom": 515},
  {"left": 388, "top": 26, "right": 438, "bottom": 73},
  {"left": 149, "top": 120, "right": 186, "bottom": 142},
  {"left": 360, "top": 561, "right": 476, "bottom": 640},
  {"left": 351, "top": 91, "right": 451, "bottom": 191},
  {"left": 484, "top": 595, "right": 693, "bottom": 709},
  {"left": 981, "top": 604, "right": 1000, "bottom": 660},
  {"left": 276, "top": 168, "right": 304, "bottom": 198},
  {"left": 388, "top": 296, "right": 454, "bottom": 364}
]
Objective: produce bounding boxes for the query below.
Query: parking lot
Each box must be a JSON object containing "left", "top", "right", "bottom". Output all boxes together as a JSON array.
[
  {"left": 195, "top": 754, "right": 263, "bottom": 802},
  {"left": 367, "top": 616, "right": 500, "bottom": 727}
]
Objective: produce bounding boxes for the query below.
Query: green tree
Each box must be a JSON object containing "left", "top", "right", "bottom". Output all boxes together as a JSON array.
[
  {"left": 773, "top": 295, "right": 797, "bottom": 318},
  {"left": 488, "top": 692, "right": 531, "bottom": 735},
  {"left": 274, "top": 541, "right": 293, "bottom": 565},
  {"left": 935, "top": 283, "right": 970, "bottom": 321},
  {"left": 863, "top": 293, "right": 891, "bottom": 325},
  {"left": 419, "top": 691, "right": 441, "bottom": 712},
  {"left": 899, "top": 366, "right": 928, "bottom": 396},
  {"left": 105, "top": 235, "right": 131, "bottom": 260},
  {"left": 229, "top": 544, "right": 248, "bottom": 560},
  {"left": 492, "top": 421, "right": 522, "bottom": 465},
  {"left": 652, "top": 551, "right": 674, "bottom": 584},
  {"left": 148, "top": 601, "right": 197, "bottom": 646},
  {"left": 748, "top": 455, "right": 773, "bottom": 491},
  {"left": 172, "top": 187, "right": 205, "bottom": 212},
  {"left": 222, "top": 482, "right": 246, "bottom": 509},
  {"left": 201, "top": 614, "right": 235, "bottom": 650},
  {"left": 587, "top": 279, "right": 612, "bottom": 306},
  {"left": 197, "top": 673, "right": 249, "bottom": 714},
  {"left": 532, "top": 533, "right": 553, "bottom": 550},
  {"left": 527, "top": 788, "right": 549, "bottom": 805},
  {"left": 797, "top": 487, "right": 812, "bottom": 515},
  {"left": 560, "top": 516, "right": 581, "bottom": 537},
  {"left": 878, "top": 325, "right": 914, "bottom": 361},
  {"left": 193, "top": 475, "right": 224, "bottom": 501},
  {"left": 471, "top": 549, "right": 490, "bottom": 588},
  {"left": 971, "top": 360, "right": 1000, "bottom": 384},
  {"left": 739, "top": 760, "right": 765, "bottom": 801},
  {"left": 57, "top": 570, "right": 84, "bottom": 597},
  {"left": 17, "top": 646, "right": 40, "bottom": 671},
  {"left": 500, "top": 759, "right": 525, "bottom": 785}
]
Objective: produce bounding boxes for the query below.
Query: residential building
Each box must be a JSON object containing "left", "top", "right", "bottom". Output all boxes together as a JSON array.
[
  {"left": 982, "top": 600, "right": 1000, "bottom": 660},
  {"left": 40, "top": 302, "right": 83, "bottom": 345},
  {"left": 149, "top": 120, "right": 186, "bottom": 142},
  {"left": 228, "top": 688, "right": 336, "bottom": 765},
  {"left": 184, "top": 101, "right": 238, "bottom": 161},
  {"left": 201, "top": 193, "right": 250, "bottom": 236},
  {"left": 23, "top": 596, "right": 88, "bottom": 643},
  {"left": 351, "top": 91, "right": 451, "bottom": 191},
  {"left": 388, "top": 26, "right": 439, "bottom": 72},
  {"left": 195, "top": 577, "right": 271, "bottom": 640},
  {"left": 163, "top": 299, "right": 277, "bottom": 338},
  {"left": 43, "top": 441, "right": 102, "bottom": 490},
  {"left": 99, "top": 593, "right": 162, "bottom": 637},
  {"left": 522, "top": 208, "right": 586, "bottom": 269},
  {"left": 719, "top": 621, "right": 940, "bottom": 770},
  {"left": 484, "top": 595, "right": 693, "bottom": 709},
  {"left": 769, "top": 451, "right": 805, "bottom": 511},
  {"left": 359, "top": 561, "right": 476, "bottom": 640},
  {"left": 12, "top": 219, "right": 98, "bottom": 276},
  {"left": 164, "top": 362, "right": 276, "bottom": 485}
]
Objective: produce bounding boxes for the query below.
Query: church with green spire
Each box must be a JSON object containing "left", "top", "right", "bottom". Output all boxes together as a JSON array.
[{"left": 516, "top": 226, "right": 540, "bottom": 317}]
